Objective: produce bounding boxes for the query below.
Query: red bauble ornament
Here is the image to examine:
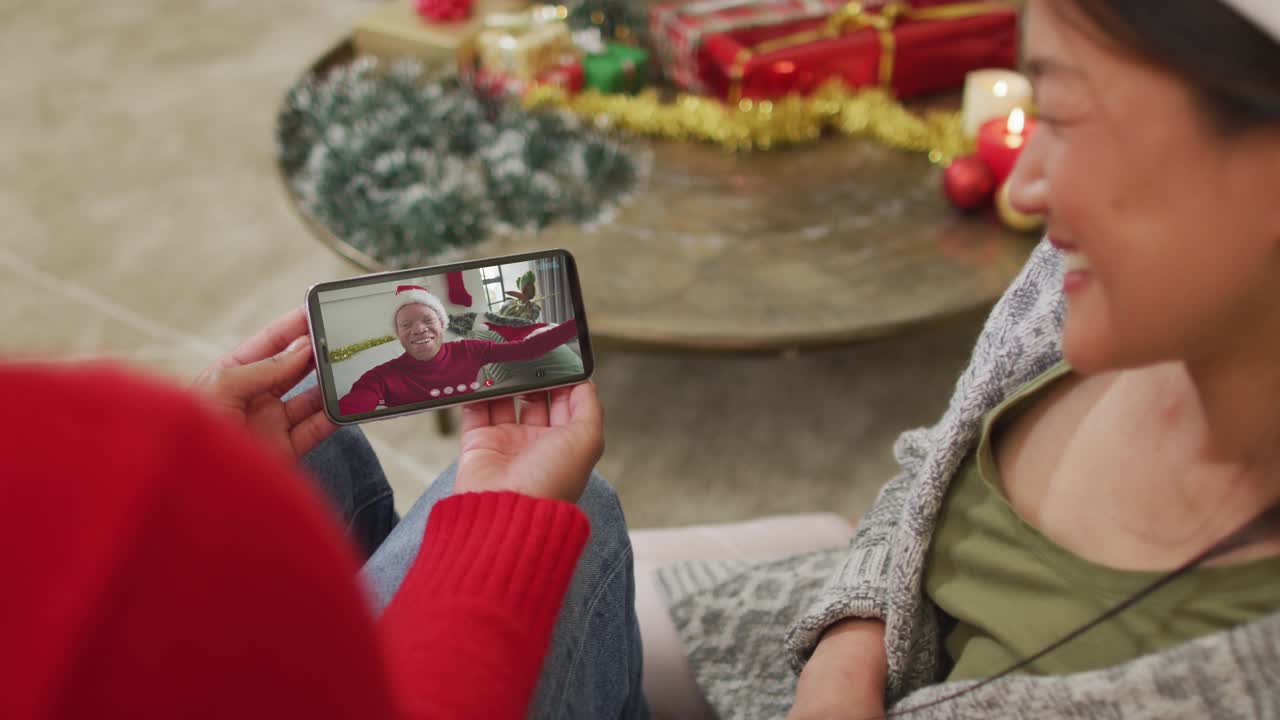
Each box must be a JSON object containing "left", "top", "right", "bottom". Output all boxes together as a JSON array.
[
  {"left": 416, "top": 0, "right": 474, "bottom": 22},
  {"left": 943, "top": 155, "right": 997, "bottom": 211}
]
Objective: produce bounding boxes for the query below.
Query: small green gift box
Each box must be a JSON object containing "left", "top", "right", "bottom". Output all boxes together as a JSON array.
[{"left": 582, "top": 43, "right": 650, "bottom": 94}]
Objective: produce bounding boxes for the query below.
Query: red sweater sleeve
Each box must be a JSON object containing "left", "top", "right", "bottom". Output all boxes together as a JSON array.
[
  {"left": 340, "top": 367, "right": 386, "bottom": 414},
  {"left": 379, "top": 492, "right": 590, "bottom": 720},
  {"left": 479, "top": 320, "right": 579, "bottom": 365}
]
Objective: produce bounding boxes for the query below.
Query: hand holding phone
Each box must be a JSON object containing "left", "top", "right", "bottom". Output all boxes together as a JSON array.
[
  {"left": 306, "top": 250, "right": 594, "bottom": 425},
  {"left": 191, "top": 307, "right": 337, "bottom": 460},
  {"left": 455, "top": 383, "right": 604, "bottom": 504}
]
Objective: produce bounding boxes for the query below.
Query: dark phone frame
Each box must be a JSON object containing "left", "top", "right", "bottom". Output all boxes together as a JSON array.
[{"left": 305, "top": 249, "right": 594, "bottom": 426}]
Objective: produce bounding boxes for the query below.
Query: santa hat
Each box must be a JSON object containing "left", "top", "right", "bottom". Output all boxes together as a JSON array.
[{"left": 391, "top": 285, "right": 448, "bottom": 332}]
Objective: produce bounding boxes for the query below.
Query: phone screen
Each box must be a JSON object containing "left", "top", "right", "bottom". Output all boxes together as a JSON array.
[{"left": 307, "top": 250, "right": 593, "bottom": 424}]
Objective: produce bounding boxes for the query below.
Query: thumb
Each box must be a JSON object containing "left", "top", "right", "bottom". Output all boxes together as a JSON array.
[
  {"left": 566, "top": 383, "right": 604, "bottom": 462},
  {"left": 221, "top": 337, "right": 313, "bottom": 400}
]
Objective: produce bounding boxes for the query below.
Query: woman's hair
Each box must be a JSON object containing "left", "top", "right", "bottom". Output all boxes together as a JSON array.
[{"left": 1060, "top": 0, "right": 1280, "bottom": 134}]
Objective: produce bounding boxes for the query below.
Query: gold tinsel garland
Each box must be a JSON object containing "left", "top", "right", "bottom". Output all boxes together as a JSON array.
[
  {"left": 523, "top": 80, "right": 973, "bottom": 161},
  {"left": 329, "top": 335, "right": 396, "bottom": 363}
]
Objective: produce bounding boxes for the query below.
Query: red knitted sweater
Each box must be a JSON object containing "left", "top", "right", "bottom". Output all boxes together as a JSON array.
[
  {"left": 339, "top": 320, "right": 578, "bottom": 415},
  {"left": 0, "top": 364, "right": 589, "bottom": 719}
]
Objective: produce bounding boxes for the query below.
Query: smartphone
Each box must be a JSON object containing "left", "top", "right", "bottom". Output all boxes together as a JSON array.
[{"left": 305, "top": 249, "right": 594, "bottom": 425}]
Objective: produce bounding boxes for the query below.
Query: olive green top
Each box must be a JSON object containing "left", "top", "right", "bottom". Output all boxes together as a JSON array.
[{"left": 925, "top": 361, "right": 1280, "bottom": 681}]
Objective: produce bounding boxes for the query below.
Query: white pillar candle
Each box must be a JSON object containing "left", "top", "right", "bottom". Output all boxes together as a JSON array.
[{"left": 962, "top": 69, "right": 1033, "bottom": 138}]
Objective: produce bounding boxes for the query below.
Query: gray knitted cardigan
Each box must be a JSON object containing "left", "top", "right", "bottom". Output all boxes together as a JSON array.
[{"left": 657, "top": 240, "right": 1280, "bottom": 719}]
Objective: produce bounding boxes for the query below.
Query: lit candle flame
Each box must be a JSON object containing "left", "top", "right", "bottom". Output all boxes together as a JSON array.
[{"left": 1007, "top": 108, "right": 1027, "bottom": 134}]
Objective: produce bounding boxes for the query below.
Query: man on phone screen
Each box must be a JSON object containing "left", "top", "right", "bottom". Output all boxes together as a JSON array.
[{"left": 338, "top": 286, "right": 579, "bottom": 416}]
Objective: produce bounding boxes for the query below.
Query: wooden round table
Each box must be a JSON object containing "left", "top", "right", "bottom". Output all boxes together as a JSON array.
[{"left": 282, "top": 41, "right": 1035, "bottom": 354}]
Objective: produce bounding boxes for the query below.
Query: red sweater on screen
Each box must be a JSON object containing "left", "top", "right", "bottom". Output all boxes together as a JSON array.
[
  {"left": 0, "top": 364, "right": 589, "bottom": 719},
  {"left": 339, "top": 320, "right": 579, "bottom": 415}
]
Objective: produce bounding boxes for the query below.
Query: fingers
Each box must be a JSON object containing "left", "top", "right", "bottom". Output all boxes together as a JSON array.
[
  {"left": 460, "top": 401, "right": 492, "bottom": 433},
  {"left": 217, "top": 337, "right": 313, "bottom": 400},
  {"left": 217, "top": 306, "right": 310, "bottom": 370},
  {"left": 519, "top": 392, "right": 550, "bottom": 426},
  {"left": 289, "top": 411, "right": 338, "bottom": 458},
  {"left": 284, "top": 386, "right": 325, "bottom": 428},
  {"left": 490, "top": 395, "right": 518, "bottom": 425}
]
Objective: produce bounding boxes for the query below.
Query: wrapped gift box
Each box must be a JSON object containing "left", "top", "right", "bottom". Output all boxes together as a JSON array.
[
  {"left": 354, "top": 0, "right": 484, "bottom": 67},
  {"left": 539, "top": 60, "right": 587, "bottom": 93},
  {"left": 474, "top": 60, "right": 584, "bottom": 98},
  {"left": 474, "top": 8, "right": 574, "bottom": 80},
  {"left": 706, "top": 2, "right": 1019, "bottom": 101},
  {"left": 583, "top": 43, "right": 651, "bottom": 93},
  {"left": 651, "top": 0, "right": 849, "bottom": 92},
  {"left": 651, "top": 0, "right": 1016, "bottom": 100}
]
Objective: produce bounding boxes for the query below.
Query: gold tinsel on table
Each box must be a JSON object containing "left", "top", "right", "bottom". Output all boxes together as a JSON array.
[
  {"left": 523, "top": 80, "right": 972, "bottom": 161},
  {"left": 329, "top": 335, "right": 396, "bottom": 363}
]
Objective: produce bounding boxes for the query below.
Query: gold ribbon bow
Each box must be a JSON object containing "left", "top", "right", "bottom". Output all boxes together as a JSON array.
[{"left": 729, "top": 1, "right": 1004, "bottom": 103}]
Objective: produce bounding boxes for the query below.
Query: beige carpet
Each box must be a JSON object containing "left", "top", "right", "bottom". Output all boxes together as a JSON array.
[{"left": 1, "top": 0, "right": 990, "bottom": 528}]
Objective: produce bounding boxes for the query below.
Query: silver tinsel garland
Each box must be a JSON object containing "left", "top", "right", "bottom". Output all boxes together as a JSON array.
[{"left": 277, "top": 58, "right": 642, "bottom": 268}]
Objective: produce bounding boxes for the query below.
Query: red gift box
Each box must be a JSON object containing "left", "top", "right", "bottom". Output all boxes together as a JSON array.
[
  {"left": 473, "top": 60, "right": 585, "bottom": 98},
  {"left": 651, "top": 0, "right": 850, "bottom": 93},
  {"left": 537, "top": 60, "right": 586, "bottom": 94},
  {"left": 652, "top": 0, "right": 1018, "bottom": 101}
]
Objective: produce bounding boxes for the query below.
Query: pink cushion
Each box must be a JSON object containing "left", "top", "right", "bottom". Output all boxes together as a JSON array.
[{"left": 632, "top": 514, "right": 855, "bottom": 720}]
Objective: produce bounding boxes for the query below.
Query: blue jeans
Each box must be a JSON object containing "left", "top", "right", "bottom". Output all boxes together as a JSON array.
[
  {"left": 303, "top": 421, "right": 648, "bottom": 719},
  {"left": 302, "top": 426, "right": 399, "bottom": 560},
  {"left": 289, "top": 372, "right": 400, "bottom": 559}
]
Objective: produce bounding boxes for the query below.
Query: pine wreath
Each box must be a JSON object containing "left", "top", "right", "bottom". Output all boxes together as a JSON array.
[{"left": 277, "top": 58, "right": 642, "bottom": 269}]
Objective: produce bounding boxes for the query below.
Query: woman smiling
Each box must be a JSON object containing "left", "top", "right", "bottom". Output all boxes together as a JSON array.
[
  {"left": 660, "top": 1, "right": 1280, "bottom": 717},
  {"left": 338, "top": 285, "right": 579, "bottom": 415}
]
